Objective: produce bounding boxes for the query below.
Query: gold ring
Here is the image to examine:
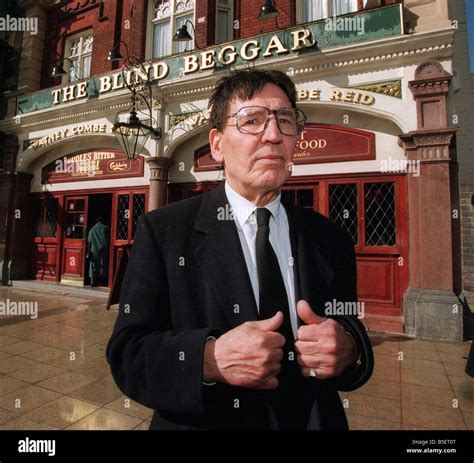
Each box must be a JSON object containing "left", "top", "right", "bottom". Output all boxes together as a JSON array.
[{"left": 309, "top": 367, "right": 317, "bottom": 378}]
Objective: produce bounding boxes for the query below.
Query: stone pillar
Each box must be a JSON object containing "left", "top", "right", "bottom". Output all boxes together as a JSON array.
[
  {"left": 0, "top": 134, "right": 19, "bottom": 284},
  {"left": 146, "top": 157, "right": 173, "bottom": 211},
  {"left": 1, "top": 171, "right": 34, "bottom": 285},
  {"left": 399, "top": 61, "right": 462, "bottom": 341}
]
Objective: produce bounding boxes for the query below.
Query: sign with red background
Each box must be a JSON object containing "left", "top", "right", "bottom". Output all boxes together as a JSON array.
[
  {"left": 42, "top": 150, "right": 144, "bottom": 184},
  {"left": 193, "top": 124, "right": 375, "bottom": 171}
]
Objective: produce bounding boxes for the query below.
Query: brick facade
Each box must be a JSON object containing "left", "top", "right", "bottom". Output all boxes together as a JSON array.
[
  {"left": 39, "top": 0, "right": 401, "bottom": 90},
  {"left": 239, "top": 0, "right": 294, "bottom": 39},
  {"left": 41, "top": 0, "right": 148, "bottom": 89},
  {"left": 449, "top": 0, "right": 474, "bottom": 292}
]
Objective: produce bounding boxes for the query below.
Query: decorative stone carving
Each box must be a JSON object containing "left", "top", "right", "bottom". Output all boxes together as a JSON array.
[
  {"left": 353, "top": 80, "right": 402, "bottom": 98},
  {"left": 415, "top": 60, "right": 447, "bottom": 78}
]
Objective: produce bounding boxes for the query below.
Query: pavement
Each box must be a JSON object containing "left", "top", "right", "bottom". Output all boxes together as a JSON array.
[{"left": 0, "top": 283, "right": 472, "bottom": 430}]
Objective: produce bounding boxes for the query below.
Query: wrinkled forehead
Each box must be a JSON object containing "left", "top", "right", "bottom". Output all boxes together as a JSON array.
[{"left": 227, "top": 83, "right": 292, "bottom": 115}]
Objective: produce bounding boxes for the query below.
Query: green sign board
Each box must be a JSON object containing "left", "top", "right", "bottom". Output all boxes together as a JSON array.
[{"left": 17, "top": 4, "right": 403, "bottom": 115}]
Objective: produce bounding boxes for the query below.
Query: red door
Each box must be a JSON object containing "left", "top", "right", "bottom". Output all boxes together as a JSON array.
[
  {"left": 320, "top": 176, "right": 408, "bottom": 333},
  {"left": 61, "top": 196, "right": 88, "bottom": 283}
]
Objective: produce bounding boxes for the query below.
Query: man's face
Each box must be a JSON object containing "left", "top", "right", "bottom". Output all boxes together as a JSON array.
[{"left": 209, "top": 83, "right": 297, "bottom": 199}]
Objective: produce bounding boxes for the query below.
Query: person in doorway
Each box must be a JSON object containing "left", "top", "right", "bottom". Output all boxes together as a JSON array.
[
  {"left": 107, "top": 69, "right": 374, "bottom": 430},
  {"left": 87, "top": 216, "right": 109, "bottom": 287}
]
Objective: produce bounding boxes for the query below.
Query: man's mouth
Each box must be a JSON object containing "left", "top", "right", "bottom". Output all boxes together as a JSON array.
[{"left": 257, "top": 155, "right": 285, "bottom": 161}]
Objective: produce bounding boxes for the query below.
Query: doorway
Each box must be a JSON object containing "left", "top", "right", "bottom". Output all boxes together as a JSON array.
[{"left": 84, "top": 193, "right": 113, "bottom": 287}]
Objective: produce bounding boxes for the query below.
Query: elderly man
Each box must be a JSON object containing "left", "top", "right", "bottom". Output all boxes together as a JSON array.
[{"left": 107, "top": 69, "right": 374, "bottom": 430}]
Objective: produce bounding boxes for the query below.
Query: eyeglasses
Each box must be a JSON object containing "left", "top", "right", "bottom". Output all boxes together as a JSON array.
[{"left": 223, "top": 106, "right": 306, "bottom": 136}]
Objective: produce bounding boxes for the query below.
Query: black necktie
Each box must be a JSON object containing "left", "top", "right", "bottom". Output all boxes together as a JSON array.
[
  {"left": 255, "top": 207, "right": 293, "bottom": 344},
  {"left": 255, "top": 207, "right": 308, "bottom": 430}
]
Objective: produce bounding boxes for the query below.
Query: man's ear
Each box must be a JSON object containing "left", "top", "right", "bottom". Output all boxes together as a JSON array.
[{"left": 209, "top": 128, "right": 224, "bottom": 164}]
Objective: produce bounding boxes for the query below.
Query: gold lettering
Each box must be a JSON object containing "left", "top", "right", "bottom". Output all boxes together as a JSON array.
[
  {"left": 309, "top": 89, "right": 320, "bottom": 100},
  {"left": 100, "top": 76, "right": 112, "bottom": 93},
  {"left": 200, "top": 50, "right": 216, "bottom": 70},
  {"left": 291, "top": 29, "right": 316, "bottom": 51},
  {"left": 112, "top": 72, "right": 124, "bottom": 90},
  {"left": 184, "top": 54, "right": 199, "bottom": 74},
  {"left": 135, "top": 64, "right": 151, "bottom": 82},
  {"left": 240, "top": 40, "right": 260, "bottom": 61},
  {"left": 298, "top": 89, "right": 308, "bottom": 100},
  {"left": 263, "top": 35, "right": 288, "bottom": 57},
  {"left": 52, "top": 89, "right": 61, "bottom": 105},
  {"left": 330, "top": 89, "right": 342, "bottom": 101},
  {"left": 342, "top": 91, "right": 354, "bottom": 103},
  {"left": 217, "top": 45, "right": 237, "bottom": 65},
  {"left": 76, "top": 82, "right": 87, "bottom": 98},
  {"left": 62, "top": 85, "right": 75, "bottom": 102},
  {"left": 152, "top": 62, "right": 169, "bottom": 80},
  {"left": 360, "top": 94, "right": 375, "bottom": 105}
]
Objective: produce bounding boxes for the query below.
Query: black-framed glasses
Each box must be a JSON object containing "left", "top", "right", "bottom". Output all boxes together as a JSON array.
[{"left": 223, "top": 105, "right": 306, "bottom": 136}]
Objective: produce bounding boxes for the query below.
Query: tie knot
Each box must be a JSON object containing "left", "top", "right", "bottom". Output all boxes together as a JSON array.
[{"left": 256, "top": 207, "right": 272, "bottom": 227}]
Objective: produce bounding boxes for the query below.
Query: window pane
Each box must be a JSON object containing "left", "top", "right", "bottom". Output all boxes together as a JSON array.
[
  {"left": 82, "top": 55, "right": 91, "bottom": 79},
  {"left": 116, "top": 194, "right": 130, "bottom": 240},
  {"left": 82, "top": 35, "right": 93, "bottom": 54},
  {"left": 132, "top": 194, "right": 146, "bottom": 239},
  {"left": 153, "top": 21, "right": 171, "bottom": 58},
  {"left": 155, "top": 0, "right": 171, "bottom": 19},
  {"left": 174, "top": 13, "right": 193, "bottom": 54},
  {"left": 303, "top": 0, "right": 328, "bottom": 21},
  {"left": 69, "top": 58, "right": 79, "bottom": 81},
  {"left": 175, "top": 0, "right": 194, "bottom": 13},
  {"left": 364, "top": 182, "right": 396, "bottom": 246},
  {"left": 332, "top": 0, "right": 358, "bottom": 16},
  {"left": 75, "top": 199, "right": 85, "bottom": 211},
  {"left": 217, "top": 10, "right": 230, "bottom": 43},
  {"left": 329, "top": 183, "right": 358, "bottom": 245},
  {"left": 44, "top": 198, "right": 58, "bottom": 238}
]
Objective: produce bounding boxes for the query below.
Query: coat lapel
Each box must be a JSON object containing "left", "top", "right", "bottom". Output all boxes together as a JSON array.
[
  {"left": 192, "top": 181, "right": 337, "bottom": 329},
  {"left": 192, "top": 181, "right": 259, "bottom": 328}
]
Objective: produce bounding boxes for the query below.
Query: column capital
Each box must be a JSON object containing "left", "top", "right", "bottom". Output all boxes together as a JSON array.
[
  {"left": 398, "top": 127, "right": 457, "bottom": 162},
  {"left": 146, "top": 156, "right": 174, "bottom": 181},
  {"left": 146, "top": 157, "right": 174, "bottom": 211}
]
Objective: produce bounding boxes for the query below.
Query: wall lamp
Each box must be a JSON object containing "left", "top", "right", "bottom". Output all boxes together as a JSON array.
[
  {"left": 172, "top": 19, "right": 202, "bottom": 49},
  {"left": 258, "top": 0, "right": 280, "bottom": 20}
]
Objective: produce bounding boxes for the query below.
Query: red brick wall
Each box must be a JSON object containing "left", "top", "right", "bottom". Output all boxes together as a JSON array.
[
  {"left": 39, "top": 0, "right": 393, "bottom": 89},
  {"left": 239, "top": 0, "right": 295, "bottom": 39},
  {"left": 195, "top": 0, "right": 217, "bottom": 47},
  {"left": 41, "top": 0, "right": 148, "bottom": 89}
]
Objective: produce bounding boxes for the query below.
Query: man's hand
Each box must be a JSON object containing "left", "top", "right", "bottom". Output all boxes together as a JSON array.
[
  {"left": 294, "top": 300, "right": 358, "bottom": 379},
  {"left": 203, "top": 312, "right": 285, "bottom": 389}
]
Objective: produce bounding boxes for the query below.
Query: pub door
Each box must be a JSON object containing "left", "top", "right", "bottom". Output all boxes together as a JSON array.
[
  {"left": 60, "top": 196, "right": 88, "bottom": 285},
  {"left": 109, "top": 190, "right": 148, "bottom": 287},
  {"left": 84, "top": 193, "right": 113, "bottom": 287}
]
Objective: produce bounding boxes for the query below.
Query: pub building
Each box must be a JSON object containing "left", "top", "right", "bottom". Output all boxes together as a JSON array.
[{"left": 0, "top": 0, "right": 466, "bottom": 342}]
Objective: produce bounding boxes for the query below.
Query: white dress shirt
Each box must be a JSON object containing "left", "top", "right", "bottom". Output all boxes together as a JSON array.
[{"left": 225, "top": 181, "right": 297, "bottom": 338}]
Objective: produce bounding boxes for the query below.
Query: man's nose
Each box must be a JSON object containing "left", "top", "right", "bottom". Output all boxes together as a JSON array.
[{"left": 261, "top": 115, "right": 283, "bottom": 143}]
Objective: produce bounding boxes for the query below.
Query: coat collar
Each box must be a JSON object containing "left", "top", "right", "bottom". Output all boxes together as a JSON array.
[{"left": 192, "top": 180, "right": 335, "bottom": 328}]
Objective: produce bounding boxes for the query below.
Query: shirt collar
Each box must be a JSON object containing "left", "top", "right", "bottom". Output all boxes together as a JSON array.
[{"left": 225, "top": 180, "right": 281, "bottom": 230}]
